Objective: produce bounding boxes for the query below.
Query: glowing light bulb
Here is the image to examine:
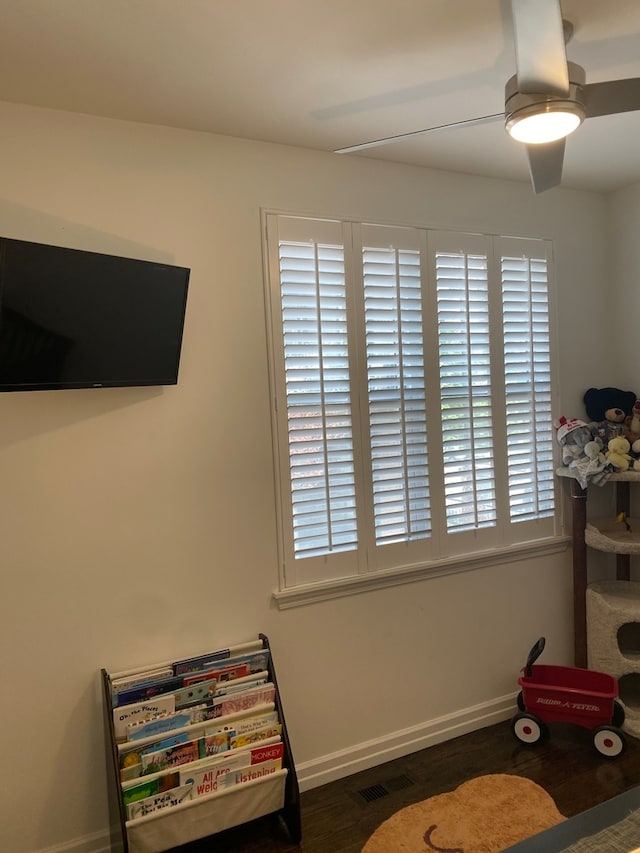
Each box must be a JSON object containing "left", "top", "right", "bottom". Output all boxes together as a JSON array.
[{"left": 509, "top": 110, "right": 582, "bottom": 144}]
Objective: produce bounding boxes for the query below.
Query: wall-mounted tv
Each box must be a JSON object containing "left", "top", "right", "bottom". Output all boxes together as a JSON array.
[{"left": 0, "top": 237, "right": 189, "bottom": 392}]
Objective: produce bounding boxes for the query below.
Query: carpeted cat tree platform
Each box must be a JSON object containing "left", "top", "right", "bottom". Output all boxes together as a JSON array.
[{"left": 587, "top": 580, "right": 640, "bottom": 738}]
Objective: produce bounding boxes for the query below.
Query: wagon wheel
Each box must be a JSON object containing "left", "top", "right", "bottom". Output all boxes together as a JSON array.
[
  {"left": 592, "top": 726, "right": 626, "bottom": 758},
  {"left": 612, "top": 700, "right": 626, "bottom": 727},
  {"left": 512, "top": 712, "right": 547, "bottom": 746}
]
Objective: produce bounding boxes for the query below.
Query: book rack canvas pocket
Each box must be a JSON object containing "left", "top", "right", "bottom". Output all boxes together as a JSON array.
[{"left": 126, "top": 770, "right": 288, "bottom": 853}]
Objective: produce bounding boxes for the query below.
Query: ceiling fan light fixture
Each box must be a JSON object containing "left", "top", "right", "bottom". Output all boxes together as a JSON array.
[{"left": 506, "top": 101, "right": 584, "bottom": 144}]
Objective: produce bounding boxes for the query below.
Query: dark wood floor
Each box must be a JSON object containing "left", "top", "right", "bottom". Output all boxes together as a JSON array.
[{"left": 178, "top": 719, "right": 640, "bottom": 853}]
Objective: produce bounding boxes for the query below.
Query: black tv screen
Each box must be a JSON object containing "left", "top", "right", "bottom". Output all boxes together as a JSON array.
[{"left": 0, "top": 238, "right": 189, "bottom": 391}]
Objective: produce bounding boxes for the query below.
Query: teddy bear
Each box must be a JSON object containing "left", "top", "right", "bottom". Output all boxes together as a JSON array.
[{"left": 583, "top": 386, "right": 637, "bottom": 444}]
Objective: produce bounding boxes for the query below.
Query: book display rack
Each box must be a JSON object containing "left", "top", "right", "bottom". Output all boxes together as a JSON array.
[{"left": 102, "top": 634, "right": 301, "bottom": 853}]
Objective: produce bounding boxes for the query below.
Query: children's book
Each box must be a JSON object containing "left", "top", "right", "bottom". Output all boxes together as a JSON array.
[
  {"left": 205, "top": 709, "right": 279, "bottom": 738},
  {"left": 187, "top": 699, "right": 276, "bottom": 724},
  {"left": 113, "top": 694, "right": 176, "bottom": 742},
  {"left": 220, "top": 650, "right": 271, "bottom": 675},
  {"left": 140, "top": 737, "right": 203, "bottom": 775},
  {"left": 121, "top": 733, "right": 189, "bottom": 781},
  {"left": 140, "top": 733, "right": 189, "bottom": 755},
  {"left": 173, "top": 678, "right": 218, "bottom": 709},
  {"left": 110, "top": 667, "right": 174, "bottom": 702},
  {"left": 115, "top": 675, "right": 184, "bottom": 707},
  {"left": 178, "top": 741, "right": 284, "bottom": 797},
  {"left": 121, "top": 771, "right": 180, "bottom": 809},
  {"left": 229, "top": 722, "right": 282, "bottom": 750},
  {"left": 172, "top": 640, "right": 265, "bottom": 675},
  {"left": 127, "top": 783, "right": 193, "bottom": 820},
  {"left": 209, "top": 684, "right": 276, "bottom": 718},
  {"left": 126, "top": 711, "right": 193, "bottom": 742},
  {"left": 202, "top": 730, "right": 230, "bottom": 756},
  {"left": 213, "top": 676, "right": 268, "bottom": 697},
  {"left": 119, "top": 748, "right": 144, "bottom": 782},
  {"left": 230, "top": 757, "right": 283, "bottom": 786},
  {"left": 182, "top": 662, "right": 249, "bottom": 686}
]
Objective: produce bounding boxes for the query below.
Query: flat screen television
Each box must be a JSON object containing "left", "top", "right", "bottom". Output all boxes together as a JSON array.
[{"left": 0, "top": 237, "right": 189, "bottom": 391}]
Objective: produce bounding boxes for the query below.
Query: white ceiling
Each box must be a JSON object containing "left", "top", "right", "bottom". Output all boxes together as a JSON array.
[{"left": 1, "top": 0, "right": 640, "bottom": 193}]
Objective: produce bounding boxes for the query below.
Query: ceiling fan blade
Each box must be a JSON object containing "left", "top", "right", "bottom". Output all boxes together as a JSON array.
[
  {"left": 334, "top": 113, "right": 503, "bottom": 154},
  {"left": 510, "top": 0, "right": 569, "bottom": 95},
  {"left": 583, "top": 78, "right": 640, "bottom": 118},
  {"left": 526, "top": 139, "right": 565, "bottom": 193}
]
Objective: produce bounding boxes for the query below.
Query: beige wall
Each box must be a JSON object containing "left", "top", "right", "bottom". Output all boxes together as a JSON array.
[
  {"left": 0, "top": 100, "right": 610, "bottom": 853},
  {"left": 606, "top": 184, "right": 640, "bottom": 394}
]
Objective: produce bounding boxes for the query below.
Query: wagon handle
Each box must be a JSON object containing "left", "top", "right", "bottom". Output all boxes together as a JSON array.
[{"left": 525, "top": 637, "right": 545, "bottom": 677}]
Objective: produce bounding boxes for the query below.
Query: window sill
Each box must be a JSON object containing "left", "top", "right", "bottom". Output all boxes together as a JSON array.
[{"left": 272, "top": 536, "right": 571, "bottom": 610}]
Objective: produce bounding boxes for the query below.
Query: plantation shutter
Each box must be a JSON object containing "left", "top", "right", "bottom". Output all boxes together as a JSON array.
[
  {"left": 432, "top": 235, "right": 496, "bottom": 533},
  {"left": 359, "top": 224, "right": 431, "bottom": 549},
  {"left": 265, "top": 215, "right": 361, "bottom": 586},
  {"left": 265, "top": 214, "right": 559, "bottom": 591},
  {"left": 499, "top": 237, "right": 555, "bottom": 521}
]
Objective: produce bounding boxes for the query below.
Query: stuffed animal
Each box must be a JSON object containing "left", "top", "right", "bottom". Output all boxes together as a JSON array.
[
  {"left": 583, "top": 387, "right": 637, "bottom": 443},
  {"left": 555, "top": 417, "right": 593, "bottom": 466},
  {"left": 627, "top": 399, "right": 640, "bottom": 443},
  {"left": 569, "top": 438, "right": 612, "bottom": 487},
  {"left": 606, "top": 436, "right": 633, "bottom": 471}
]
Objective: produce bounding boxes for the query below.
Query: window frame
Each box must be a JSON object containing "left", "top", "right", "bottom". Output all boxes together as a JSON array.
[{"left": 262, "top": 211, "right": 568, "bottom": 608}]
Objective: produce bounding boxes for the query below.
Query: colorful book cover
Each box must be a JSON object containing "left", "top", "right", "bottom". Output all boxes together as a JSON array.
[
  {"left": 173, "top": 678, "right": 218, "bottom": 709},
  {"left": 126, "top": 711, "right": 193, "bottom": 742},
  {"left": 127, "top": 783, "right": 193, "bottom": 820},
  {"left": 110, "top": 667, "right": 174, "bottom": 703},
  {"left": 221, "top": 650, "right": 271, "bottom": 675},
  {"left": 172, "top": 640, "right": 264, "bottom": 675},
  {"left": 120, "top": 733, "right": 189, "bottom": 781},
  {"left": 229, "top": 723, "right": 282, "bottom": 750},
  {"left": 230, "top": 757, "right": 283, "bottom": 786},
  {"left": 182, "top": 662, "right": 249, "bottom": 686},
  {"left": 140, "top": 732, "right": 189, "bottom": 755},
  {"left": 209, "top": 685, "right": 276, "bottom": 718},
  {"left": 245, "top": 742, "right": 284, "bottom": 766},
  {"left": 140, "top": 737, "right": 203, "bottom": 775},
  {"left": 113, "top": 694, "right": 176, "bottom": 742},
  {"left": 119, "top": 747, "right": 144, "bottom": 782},
  {"left": 115, "top": 675, "right": 184, "bottom": 707},
  {"left": 122, "top": 771, "right": 180, "bottom": 808},
  {"left": 178, "top": 751, "right": 251, "bottom": 796},
  {"left": 202, "top": 730, "right": 230, "bottom": 756},
  {"left": 178, "top": 741, "right": 284, "bottom": 797},
  {"left": 205, "top": 710, "right": 279, "bottom": 739},
  {"left": 213, "top": 676, "right": 267, "bottom": 697}
]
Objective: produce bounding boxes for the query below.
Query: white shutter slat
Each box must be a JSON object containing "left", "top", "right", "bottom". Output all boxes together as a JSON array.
[
  {"left": 501, "top": 251, "right": 554, "bottom": 522},
  {"left": 278, "top": 239, "right": 358, "bottom": 559},
  {"left": 363, "top": 242, "right": 431, "bottom": 546},
  {"left": 436, "top": 249, "right": 496, "bottom": 533}
]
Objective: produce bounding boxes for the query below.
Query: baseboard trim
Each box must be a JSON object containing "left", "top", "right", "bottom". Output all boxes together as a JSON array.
[
  {"left": 39, "top": 694, "right": 516, "bottom": 851},
  {"left": 296, "top": 692, "right": 517, "bottom": 792},
  {"left": 33, "top": 828, "right": 111, "bottom": 853}
]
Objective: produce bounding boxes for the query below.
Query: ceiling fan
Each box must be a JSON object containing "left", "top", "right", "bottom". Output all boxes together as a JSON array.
[{"left": 335, "top": 0, "right": 640, "bottom": 193}]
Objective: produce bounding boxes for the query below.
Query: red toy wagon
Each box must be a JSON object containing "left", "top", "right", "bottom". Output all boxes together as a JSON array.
[{"left": 512, "top": 638, "right": 626, "bottom": 758}]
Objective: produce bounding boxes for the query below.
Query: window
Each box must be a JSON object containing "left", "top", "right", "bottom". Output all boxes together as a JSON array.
[{"left": 264, "top": 213, "right": 559, "bottom": 595}]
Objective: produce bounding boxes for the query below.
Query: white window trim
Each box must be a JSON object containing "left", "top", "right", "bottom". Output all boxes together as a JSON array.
[
  {"left": 262, "top": 209, "right": 567, "bottom": 608},
  {"left": 272, "top": 535, "right": 570, "bottom": 609}
]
